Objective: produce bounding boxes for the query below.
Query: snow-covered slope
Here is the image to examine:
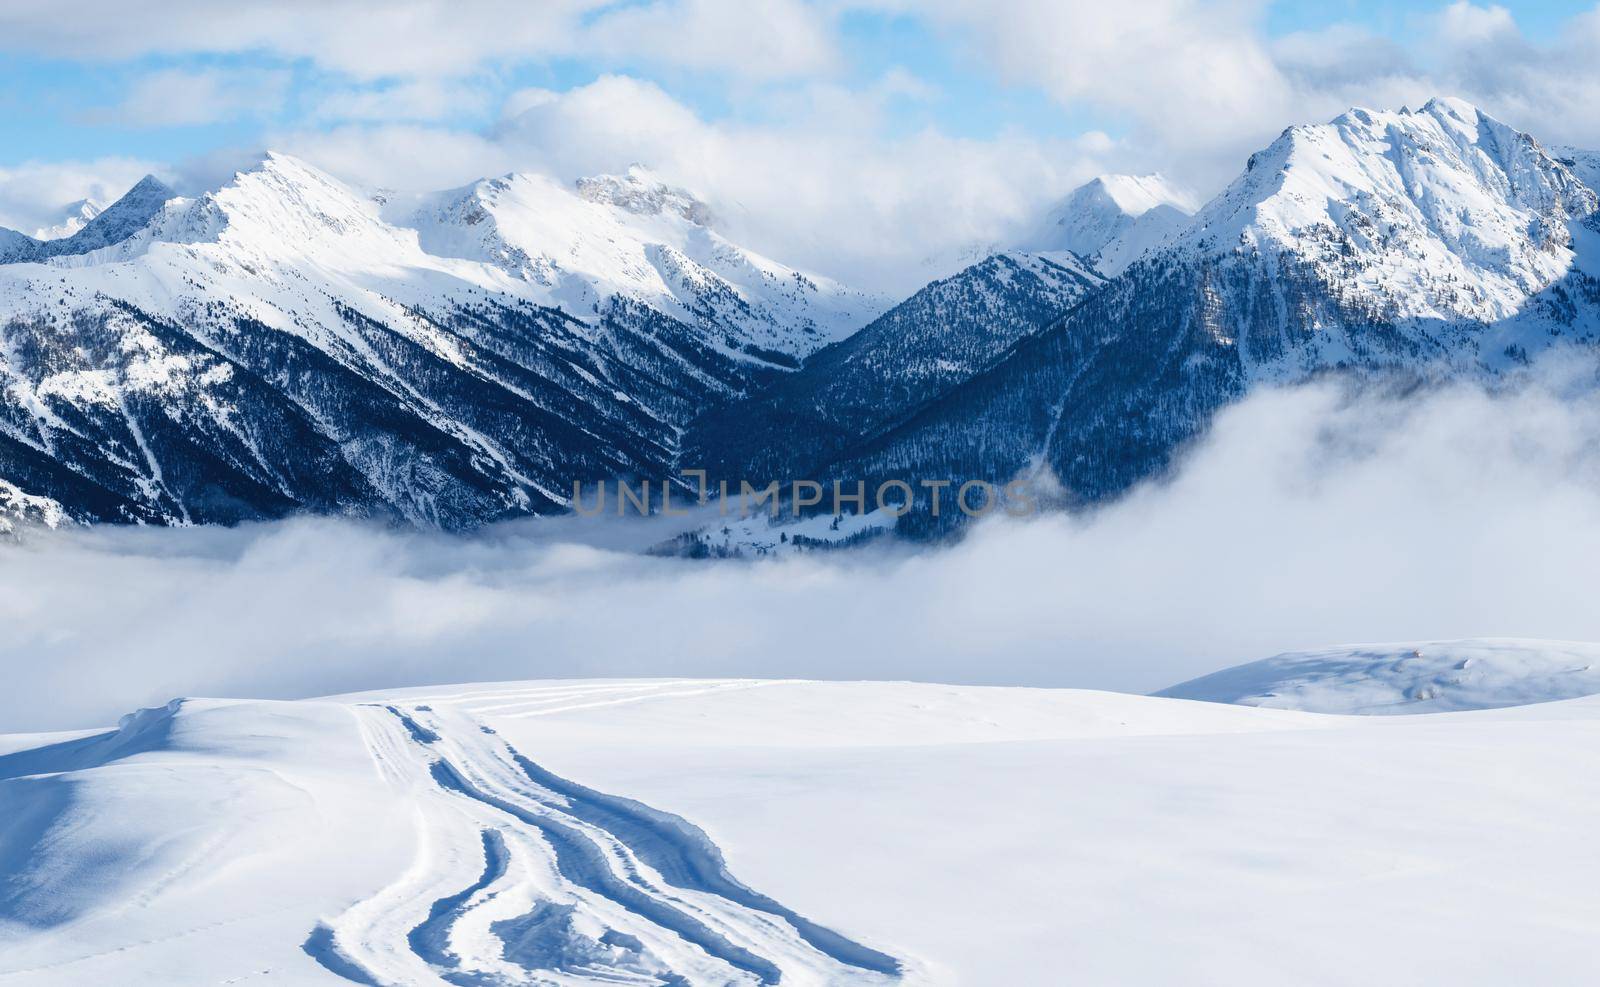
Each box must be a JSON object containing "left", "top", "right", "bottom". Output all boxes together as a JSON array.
[
  {"left": 0, "top": 477, "right": 66, "bottom": 535},
  {"left": 0, "top": 685, "right": 913, "bottom": 985},
  {"left": 390, "top": 166, "right": 883, "bottom": 366},
  {"left": 1021, "top": 173, "right": 1196, "bottom": 275},
  {"left": 0, "top": 155, "right": 876, "bottom": 527},
  {"left": 6, "top": 676, "right": 1600, "bottom": 984},
  {"left": 1157, "top": 638, "right": 1600, "bottom": 713}
]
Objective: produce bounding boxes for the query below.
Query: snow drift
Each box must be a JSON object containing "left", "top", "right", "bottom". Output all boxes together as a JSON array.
[{"left": 1158, "top": 638, "right": 1600, "bottom": 713}]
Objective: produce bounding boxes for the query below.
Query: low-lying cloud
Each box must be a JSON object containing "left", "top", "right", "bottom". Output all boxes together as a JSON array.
[{"left": 7, "top": 365, "right": 1600, "bottom": 732}]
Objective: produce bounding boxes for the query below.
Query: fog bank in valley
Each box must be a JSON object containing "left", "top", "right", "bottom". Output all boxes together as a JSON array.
[{"left": 6, "top": 365, "right": 1600, "bottom": 731}]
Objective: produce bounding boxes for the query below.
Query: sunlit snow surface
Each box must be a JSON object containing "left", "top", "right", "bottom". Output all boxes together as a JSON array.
[{"left": 5, "top": 658, "right": 1600, "bottom": 985}]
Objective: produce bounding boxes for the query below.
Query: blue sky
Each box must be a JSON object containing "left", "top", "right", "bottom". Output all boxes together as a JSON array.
[
  {"left": 0, "top": 12, "right": 1095, "bottom": 162},
  {"left": 1, "top": 1, "right": 1598, "bottom": 288},
  {"left": 0, "top": 1, "right": 1592, "bottom": 164},
  {"left": 1265, "top": 0, "right": 1593, "bottom": 37}
]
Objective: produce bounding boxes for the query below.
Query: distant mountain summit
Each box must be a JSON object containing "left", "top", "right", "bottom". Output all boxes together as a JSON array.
[
  {"left": 388, "top": 166, "right": 880, "bottom": 366},
  {"left": 32, "top": 197, "right": 104, "bottom": 240},
  {"left": 1021, "top": 173, "right": 1196, "bottom": 274},
  {"left": 688, "top": 250, "right": 1102, "bottom": 483}
]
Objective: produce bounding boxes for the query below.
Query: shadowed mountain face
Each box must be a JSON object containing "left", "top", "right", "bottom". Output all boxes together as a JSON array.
[
  {"left": 0, "top": 296, "right": 757, "bottom": 526},
  {"left": 685, "top": 250, "right": 1103, "bottom": 484}
]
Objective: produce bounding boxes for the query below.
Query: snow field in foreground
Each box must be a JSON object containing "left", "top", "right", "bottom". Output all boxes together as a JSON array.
[{"left": 3, "top": 663, "right": 1600, "bottom": 984}]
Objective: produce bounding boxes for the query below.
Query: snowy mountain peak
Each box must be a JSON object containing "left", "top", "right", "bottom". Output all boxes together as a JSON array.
[
  {"left": 0, "top": 173, "right": 174, "bottom": 263},
  {"left": 1418, "top": 94, "right": 1480, "bottom": 128},
  {"left": 224, "top": 153, "right": 390, "bottom": 235},
  {"left": 1183, "top": 97, "right": 1597, "bottom": 324},
  {"left": 1086, "top": 174, "right": 1197, "bottom": 217},
  {"left": 397, "top": 168, "right": 881, "bottom": 361},
  {"left": 128, "top": 152, "right": 413, "bottom": 266},
  {"left": 123, "top": 173, "right": 176, "bottom": 201},
  {"left": 576, "top": 165, "right": 714, "bottom": 227},
  {"left": 50, "top": 174, "right": 171, "bottom": 252},
  {"left": 1023, "top": 173, "right": 1196, "bottom": 275},
  {"left": 32, "top": 197, "right": 104, "bottom": 241},
  {"left": 219, "top": 151, "right": 376, "bottom": 223}
]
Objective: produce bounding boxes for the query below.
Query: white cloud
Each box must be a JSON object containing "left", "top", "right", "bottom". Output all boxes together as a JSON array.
[
  {"left": 859, "top": 1, "right": 1600, "bottom": 185},
  {"left": 13, "top": 3, "right": 1600, "bottom": 291},
  {"left": 1420, "top": 5, "right": 1600, "bottom": 150},
  {"left": 1270, "top": 25, "right": 1415, "bottom": 92},
  {"left": 586, "top": 0, "right": 841, "bottom": 79},
  {"left": 311, "top": 78, "right": 494, "bottom": 123},
  {"left": 887, "top": 0, "right": 1300, "bottom": 184},
  {"left": 9, "top": 361, "right": 1600, "bottom": 732},
  {"left": 0, "top": 0, "right": 839, "bottom": 81},
  {"left": 270, "top": 124, "right": 511, "bottom": 192},
  {"left": 104, "top": 67, "right": 290, "bottom": 127},
  {"left": 1435, "top": 1, "right": 1520, "bottom": 46},
  {"left": 0, "top": 1, "right": 591, "bottom": 79},
  {"left": 499, "top": 87, "right": 561, "bottom": 120}
]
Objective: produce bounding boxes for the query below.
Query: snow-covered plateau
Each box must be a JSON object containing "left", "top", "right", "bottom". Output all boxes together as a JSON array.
[{"left": 4, "top": 640, "right": 1600, "bottom": 986}]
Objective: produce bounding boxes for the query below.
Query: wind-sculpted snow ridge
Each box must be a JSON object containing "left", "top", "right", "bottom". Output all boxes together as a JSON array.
[
  {"left": 1157, "top": 638, "right": 1600, "bottom": 714},
  {"left": 311, "top": 699, "right": 904, "bottom": 986}
]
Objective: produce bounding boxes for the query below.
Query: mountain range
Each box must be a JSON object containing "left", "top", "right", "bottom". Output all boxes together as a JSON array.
[
  {"left": 3, "top": 96, "right": 1598, "bottom": 532},
  {"left": 692, "top": 96, "right": 1600, "bottom": 532},
  {"left": 0, "top": 156, "right": 875, "bottom": 527}
]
